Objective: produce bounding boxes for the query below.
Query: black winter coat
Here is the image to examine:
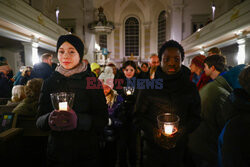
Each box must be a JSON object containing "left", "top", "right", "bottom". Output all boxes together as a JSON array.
[
  {"left": 31, "top": 62, "right": 53, "bottom": 80},
  {"left": 0, "top": 72, "right": 13, "bottom": 98},
  {"left": 134, "top": 66, "right": 201, "bottom": 163},
  {"left": 36, "top": 71, "right": 108, "bottom": 166},
  {"left": 219, "top": 89, "right": 250, "bottom": 167}
]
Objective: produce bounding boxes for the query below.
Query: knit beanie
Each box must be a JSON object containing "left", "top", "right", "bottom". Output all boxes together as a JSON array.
[
  {"left": 99, "top": 66, "right": 114, "bottom": 89},
  {"left": 91, "top": 63, "right": 100, "bottom": 71},
  {"left": 56, "top": 34, "right": 84, "bottom": 61},
  {"left": 191, "top": 55, "right": 206, "bottom": 69}
]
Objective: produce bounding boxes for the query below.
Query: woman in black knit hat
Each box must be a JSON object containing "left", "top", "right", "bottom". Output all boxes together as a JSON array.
[{"left": 36, "top": 34, "right": 108, "bottom": 167}]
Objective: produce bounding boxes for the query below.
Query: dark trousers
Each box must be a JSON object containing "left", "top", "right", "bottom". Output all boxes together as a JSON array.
[
  {"left": 117, "top": 126, "right": 140, "bottom": 167},
  {"left": 100, "top": 140, "right": 118, "bottom": 167},
  {"left": 143, "top": 142, "right": 185, "bottom": 167}
]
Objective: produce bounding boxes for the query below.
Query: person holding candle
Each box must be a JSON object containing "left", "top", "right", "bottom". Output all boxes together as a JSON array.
[
  {"left": 134, "top": 40, "right": 201, "bottom": 167},
  {"left": 36, "top": 34, "right": 108, "bottom": 167},
  {"left": 115, "top": 60, "right": 140, "bottom": 167},
  {"left": 98, "top": 66, "right": 124, "bottom": 167}
]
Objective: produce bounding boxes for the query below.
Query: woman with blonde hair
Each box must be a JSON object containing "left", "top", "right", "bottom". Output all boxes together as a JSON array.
[{"left": 7, "top": 85, "right": 25, "bottom": 106}]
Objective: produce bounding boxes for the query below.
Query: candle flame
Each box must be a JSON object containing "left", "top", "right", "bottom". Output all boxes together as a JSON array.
[
  {"left": 59, "top": 102, "right": 67, "bottom": 111},
  {"left": 163, "top": 124, "right": 178, "bottom": 136}
]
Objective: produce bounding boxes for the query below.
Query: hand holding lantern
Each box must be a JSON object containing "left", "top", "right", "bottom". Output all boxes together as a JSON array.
[
  {"left": 50, "top": 92, "right": 75, "bottom": 111},
  {"left": 49, "top": 92, "right": 77, "bottom": 131},
  {"left": 156, "top": 113, "right": 180, "bottom": 149},
  {"left": 123, "top": 86, "right": 135, "bottom": 96}
]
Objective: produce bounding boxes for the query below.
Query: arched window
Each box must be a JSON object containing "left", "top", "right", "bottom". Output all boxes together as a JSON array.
[
  {"left": 158, "top": 11, "right": 166, "bottom": 50},
  {"left": 125, "top": 17, "right": 139, "bottom": 57}
]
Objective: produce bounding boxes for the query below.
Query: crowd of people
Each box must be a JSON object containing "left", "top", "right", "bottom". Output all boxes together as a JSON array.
[{"left": 0, "top": 34, "right": 249, "bottom": 167}]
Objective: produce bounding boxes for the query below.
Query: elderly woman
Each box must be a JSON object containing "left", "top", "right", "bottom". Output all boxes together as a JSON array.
[
  {"left": 36, "top": 34, "right": 108, "bottom": 167},
  {"left": 7, "top": 85, "right": 26, "bottom": 107},
  {"left": 12, "top": 78, "right": 43, "bottom": 116}
]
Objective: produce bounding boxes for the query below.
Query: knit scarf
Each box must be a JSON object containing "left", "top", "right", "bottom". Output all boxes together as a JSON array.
[
  {"left": 155, "top": 65, "right": 190, "bottom": 93},
  {"left": 55, "top": 62, "right": 87, "bottom": 77}
]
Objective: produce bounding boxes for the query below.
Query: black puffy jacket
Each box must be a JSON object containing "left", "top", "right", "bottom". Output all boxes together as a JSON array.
[
  {"left": 134, "top": 66, "right": 201, "bottom": 151},
  {"left": 36, "top": 70, "right": 108, "bottom": 166}
]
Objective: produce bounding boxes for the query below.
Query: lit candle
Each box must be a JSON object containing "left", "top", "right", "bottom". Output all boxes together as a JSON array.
[
  {"left": 59, "top": 102, "right": 68, "bottom": 111},
  {"left": 126, "top": 90, "right": 132, "bottom": 95},
  {"left": 164, "top": 124, "right": 174, "bottom": 135}
]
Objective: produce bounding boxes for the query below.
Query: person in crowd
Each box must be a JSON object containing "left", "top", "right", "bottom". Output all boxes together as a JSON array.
[
  {"left": 98, "top": 66, "right": 124, "bottom": 167},
  {"left": 138, "top": 63, "right": 149, "bottom": 79},
  {"left": 82, "top": 58, "right": 91, "bottom": 72},
  {"left": 115, "top": 60, "right": 140, "bottom": 167},
  {"left": 0, "top": 56, "right": 13, "bottom": 79},
  {"left": 141, "top": 63, "right": 149, "bottom": 73},
  {"left": 36, "top": 34, "right": 108, "bottom": 167},
  {"left": 12, "top": 78, "right": 43, "bottom": 116},
  {"left": 13, "top": 66, "right": 26, "bottom": 85},
  {"left": 188, "top": 64, "right": 246, "bottom": 167},
  {"left": 207, "top": 47, "right": 222, "bottom": 57},
  {"left": 0, "top": 63, "right": 13, "bottom": 98},
  {"left": 17, "top": 66, "right": 32, "bottom": 85},
  {"left": 136, "top": 66, "right": 142, "bottom": 75},
  {"left": 218, "top": 65, "right": 250, "bottom": 167},
  {"left": 107, "top": 62, "right": 118, "bottom": 76},
  {"left": 7, "top": 85, "right": 25, "bottom": 107},
  {"left": 149, "top": 54, "right": 160, "bottom": 79},
  {"left": 0, "top": 56, "right": 8, "bottom": 66},
  {"left": 91, "top": 62, "right": 101, "bottom": 77},
  {"left": 134, "top": 40, "right": 201, "bottom": 167},
  {"left": 204, "top": 54, "right": 226, "bottom": 80},
  {"left": 30, "top": 53, "right": 53, "bottom": 80},
  {"left": 189, "top": 55, "right": 210, "bottom": 90}
]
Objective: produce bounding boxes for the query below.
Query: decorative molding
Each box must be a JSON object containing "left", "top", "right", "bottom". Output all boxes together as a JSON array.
[
  {"left": 0, "top": 0, "right": 68, "bottom": 51},
  {"left": 181, "top": 0, "right": 250, "bottom": 57}
]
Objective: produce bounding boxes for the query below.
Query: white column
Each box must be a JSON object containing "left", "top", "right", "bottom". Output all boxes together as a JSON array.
[
  {"left": 245, "top": 38, "right": 250, "bottom": 64},
  {"left": 236, "top": 37, "right": 246, "bottom": 65},
  {"left": 22, "top": 41, "right": 39, "bottom": 66},
  {"left": 170, "top": 0, "right": 184, "bottom": 42},
  {"left": 143, "top": 22, "right": 151, "bottom": 61},
  {"left": 83, "top": 2, "right": 96, "bottom": 63}
]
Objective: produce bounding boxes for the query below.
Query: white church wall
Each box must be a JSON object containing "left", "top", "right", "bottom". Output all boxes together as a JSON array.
[{"left": 182, "top": 0, "right": 210, "bottom": 40}]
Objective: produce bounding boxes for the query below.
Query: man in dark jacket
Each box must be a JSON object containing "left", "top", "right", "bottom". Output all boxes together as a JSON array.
[
  {"left": 218, "top": 65, "right": 250, "bottom": 167},
  {"left": 188, "top": 64, "right": 246, "bottom": 167},
  {"left": 134, "top": 40, "right": 201, "bottom": 167},
  {"left": 0, "top": 64, "right": 13, "bottom": 98},
  {"left": 30, "top": 53, "right": 53, "bottom": 80}
]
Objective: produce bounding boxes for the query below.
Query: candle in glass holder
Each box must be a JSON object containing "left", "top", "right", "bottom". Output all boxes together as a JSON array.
[
  {"left": 59, "top": 102, "right": 68, "bottom": 111},
  {"left": 164, "top": 124, "right": 174, "bottom": 135},
  {"left": 126, "top": 90, "right": 132, "bottom": 95}
]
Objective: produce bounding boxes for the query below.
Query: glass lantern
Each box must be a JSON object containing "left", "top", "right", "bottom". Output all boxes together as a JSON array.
[
  {"left": 123, "top": 86, "right": 135, "bottom": 96},
  {"left": 157, "top": 113, "right": 180, "bottom": 136},
  {"left": 50, "top": 92, "right": 75, "bottom": 111}
]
